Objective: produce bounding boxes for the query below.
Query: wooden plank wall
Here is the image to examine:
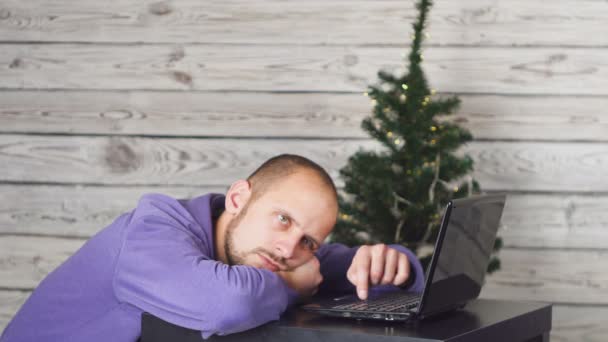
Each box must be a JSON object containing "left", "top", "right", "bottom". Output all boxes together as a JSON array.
[{"left": 1, "top": 0, "right": 607, "bottom": 339}]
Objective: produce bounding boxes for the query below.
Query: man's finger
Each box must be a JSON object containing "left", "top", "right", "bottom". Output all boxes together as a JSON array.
[
  {"left": 381, "top": 249, "right": 398, "bottom": 285},
  {"left": 357, "top": 268, "right": 369, "bottom": 300},
  {"left": 355, "top": 250, "right": 371, "bottom": 300},
  {"left": 393, "top": 253, "right": 411, "bottom": 286},
  {"left": 369, "top": 245, "right": 387, "bottom": 285},
  {"left": 347, "top": 267, "right": 356, "bottom": 286}
]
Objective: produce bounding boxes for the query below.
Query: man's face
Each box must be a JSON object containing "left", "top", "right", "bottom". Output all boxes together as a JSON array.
[{"left": 224, "top": 170, "right": 337, "bottom": 272}]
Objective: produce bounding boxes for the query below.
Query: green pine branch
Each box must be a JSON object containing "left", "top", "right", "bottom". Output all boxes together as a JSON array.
[{"left": 332, "top": 0, "right": 502, "bottom": 274}]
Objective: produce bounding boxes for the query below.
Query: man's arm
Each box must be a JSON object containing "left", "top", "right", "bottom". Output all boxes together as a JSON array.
[
  {"left": 113, "top": 206, "right": 297, "bottom": 339},
  {"left": 315, "top": 243, "right": 425, "bottom": 296}
]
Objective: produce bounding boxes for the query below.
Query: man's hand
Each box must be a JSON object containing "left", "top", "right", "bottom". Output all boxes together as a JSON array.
[
  {"left": 277, "top": 256, "right": 323, "bottom": 298},
  {"left": 347, "top": 244, "right": 411, "bottom": 300}
]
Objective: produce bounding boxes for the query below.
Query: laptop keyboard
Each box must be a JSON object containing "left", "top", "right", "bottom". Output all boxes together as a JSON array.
[{"left": 332, "top": 291, "right": 420, "bottom": 312}]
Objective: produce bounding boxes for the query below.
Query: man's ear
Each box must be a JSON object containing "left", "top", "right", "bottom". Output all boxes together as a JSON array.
[{"left": 225, "top": 180, "right": 252, "bottom": 215}]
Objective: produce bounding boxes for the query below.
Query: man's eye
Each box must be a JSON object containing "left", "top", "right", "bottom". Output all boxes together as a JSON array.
[
  {"left": 278, "top": 214, "right": 289, "bottom": 225},
  {"left": 302, "top": 237, "right": 315, "bottom": 250}
]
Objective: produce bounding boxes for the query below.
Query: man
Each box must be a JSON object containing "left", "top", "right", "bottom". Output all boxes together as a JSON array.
[{"left": 1, "top": 154, "right": 424, "bottom": 341}]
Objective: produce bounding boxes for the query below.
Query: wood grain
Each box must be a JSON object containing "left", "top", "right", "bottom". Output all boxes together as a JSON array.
[
  {"left": 1, "top": 91, "right": 607, "bottom": 141},
  {"left": 0, "top": 0, "right": 606, "bottom": 46},
  {"left": 0, "top": 135, "right": 379, "bottom": 186},
  {"left": 0, "top": 185, "right": 226, "bottom": 237},
  {"left": 2, "top": 44, "right": 608, "bottom": 94},
  {"left": 1, "top": 235, "right": 606, "bottom": 304},
  {"left": 0, "top": 290, "right": 31, "bottom": 332},
  {"left": 0, "top": 236, "right": 85, "bottom": 289},
  {"left": 499, "top": 194, "right": 608, "bottom": 249},
  {"left": 480, "top": 248, "right": 608, "bottom": 305},
  {"left": 2, "top": 185, "right": 608, "bottom": 250},
  {"left": 551, "top": 305, "right": 608, "bottom": 342},
  {"left": 1, "top": 135, "right": 607, "bottom": 191}
]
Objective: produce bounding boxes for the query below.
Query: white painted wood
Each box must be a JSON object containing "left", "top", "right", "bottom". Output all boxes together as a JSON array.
[
  {"left": 551, "top": 305, "right": 608, "bottom": 342},
  {"left": 0, "top": 91, "right": 369, "bottom": 138},
  {"left": 0, "top": 236, "right": 85, "bottom": 289},
  {"left": 1, "top": 235, "right": 606, "bottom": 305},
  {"left": 2, "top": 186, "right": 608, "bottom": 250},
  {"left": 0, "top": 0, "right": 606, "bottom": 46},
  {"left": 499, "top": 194, "right": 608, "bottom": 249},
  {"left": 0, "top": 135, "right": 378, "bottom": 186},
  {"left": 480, "top": 248, "right": 608, "bottom": 305},
  {"left": 463, "top": 141, "right": 608, "bottom": 192},
  {"left": 0, "top": 290, "right": 31, "bottom": 333},
  {"left": 2, "top": 44, "right": 608, "bottom": 95},
  {"left": 0, "top": 185, "right": 226, "bottom": 237},
  {"left": 2, "top": 135, "right": 607, "bottom": 191},
  {"left": 2, "top": 91, "right": 608, "bottom": 141}
]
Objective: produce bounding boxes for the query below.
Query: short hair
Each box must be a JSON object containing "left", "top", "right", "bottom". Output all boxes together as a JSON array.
[{"left": 247, "top": 154, "right": 338, "bottom": 203}]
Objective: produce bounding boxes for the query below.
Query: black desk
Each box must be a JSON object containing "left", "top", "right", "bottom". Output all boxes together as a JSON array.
[{"left": 140, "top": 298, "right": 552, "bottom": 342}]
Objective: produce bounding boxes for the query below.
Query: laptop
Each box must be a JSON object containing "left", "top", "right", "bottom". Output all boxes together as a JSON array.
[{"left": 301, "top": 193, "right": 506, "bottom": 322}]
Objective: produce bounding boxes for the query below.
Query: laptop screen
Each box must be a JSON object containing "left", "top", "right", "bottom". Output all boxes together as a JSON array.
[{"left": 418, "top": 194, "right": 506, "bottom": 317}]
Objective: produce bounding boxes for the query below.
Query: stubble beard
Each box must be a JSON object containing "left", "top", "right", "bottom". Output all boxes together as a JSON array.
[
  {"left": 223, "top": 202, "right": 286, "bottom": 269},
  {"left": 224, "top": 207, "right": 248, "bottom": 266}
]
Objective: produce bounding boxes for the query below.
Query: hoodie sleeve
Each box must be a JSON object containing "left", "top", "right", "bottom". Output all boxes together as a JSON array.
[
  {"left": 315, "top": 242, "right": 425, "bottom": 295},
  {"left": 113, "top": 196, "right": 296, "bottom": 339}
]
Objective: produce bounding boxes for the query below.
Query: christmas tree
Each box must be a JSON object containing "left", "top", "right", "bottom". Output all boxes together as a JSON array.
[{"left": 331, "top": 0, "right": 501, "bottom": 273}]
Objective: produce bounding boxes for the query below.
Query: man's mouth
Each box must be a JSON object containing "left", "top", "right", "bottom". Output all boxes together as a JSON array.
[{"left": 258, "top": 253, "right": 281, "bottom": 272}]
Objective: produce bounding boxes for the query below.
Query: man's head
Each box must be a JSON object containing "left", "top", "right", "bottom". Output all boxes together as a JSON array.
[{"left": 215, "top": 154, "right": 338, "bottom": 272}]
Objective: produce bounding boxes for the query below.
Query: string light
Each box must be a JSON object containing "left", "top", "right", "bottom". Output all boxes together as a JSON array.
[
  {"left": 387, "top": 131, "right": 393, "bottom": 138},
  {"left": 430, "top": 139, "right": 437, "bottom": 145},
  {"left": 430, "top": 89, "right": 437, "bottom": 95},
  {"left": 453, "top": 187, "right": 459, "bottom": 192},
  {"left": 400, "top": 94, "right": 407, "bottom": 102},
  {"left": 401, "top": 84, "right": 409, "bottom": 90},
  {"left": 430, "top": 126, "right": 437, "bottom": 131},
  {"left": 363, "top": 92, "right": 369, "bottom": 97}
]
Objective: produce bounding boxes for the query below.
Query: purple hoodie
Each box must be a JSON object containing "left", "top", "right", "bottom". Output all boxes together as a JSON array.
[{"left": 1, "top": 193, "right": 424, "bottom": 341}]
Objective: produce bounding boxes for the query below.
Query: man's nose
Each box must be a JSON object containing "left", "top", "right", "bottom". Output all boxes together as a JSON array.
[{"left": 275, "top": 233, "right": 301, "bottom": 259}]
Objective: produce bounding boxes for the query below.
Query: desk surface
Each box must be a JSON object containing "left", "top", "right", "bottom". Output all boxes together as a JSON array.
[{"left": 141, "top": 298, "right": 552, "bottom": 342}]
